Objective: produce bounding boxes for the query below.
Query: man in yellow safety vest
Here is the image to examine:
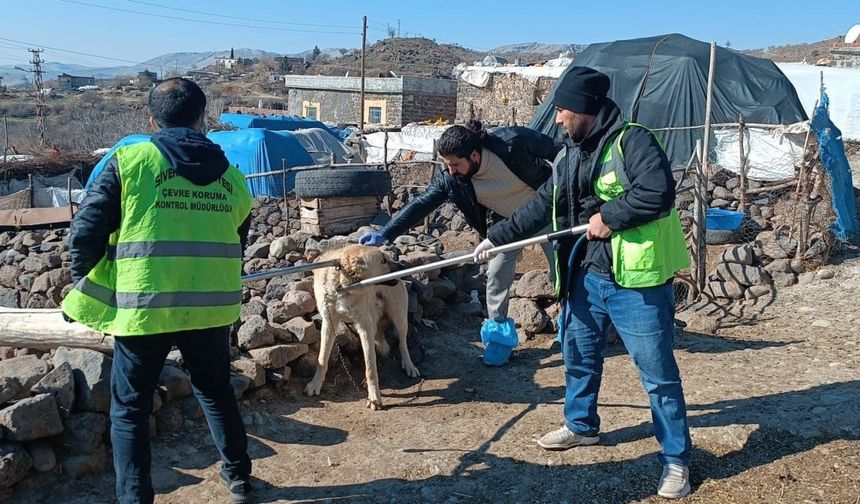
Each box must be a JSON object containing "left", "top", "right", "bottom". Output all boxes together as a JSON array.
[{"left": 63, "top": 78, "right": 254, "bottom": 504}]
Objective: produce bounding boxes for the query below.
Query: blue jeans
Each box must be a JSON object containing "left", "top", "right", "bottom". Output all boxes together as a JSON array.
[
  {"left": 110, "top": 326, "right": 251, "bottom": 504},
  {"left": 562, "top": 268, "right": 691, "bottom": 466}
]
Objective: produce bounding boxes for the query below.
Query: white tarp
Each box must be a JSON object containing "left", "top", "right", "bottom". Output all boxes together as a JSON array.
[
  {"left": 714, "top": 125, "right": 807, "bottom": 181},
  {"left": 364, "top": 124, "right": 450, "bottom": 164},
  {"left": 0, "top": 170, "right": 85, "bottom": 206},
  {"left": 454, "top": 62, "right": 567, "bottom": 87},
  {"left": 777, "top": 62, "right": 860, "bottom": 141},
  {"left": 291, "top": 127, "right": 356, "bottom": 164}
]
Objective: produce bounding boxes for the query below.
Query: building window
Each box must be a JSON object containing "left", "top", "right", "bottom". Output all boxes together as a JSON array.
[
  {"left": 364, "top": 99, "right": 387, "bottom": 126},
  {"left": 302, "top": 100, "right": 320, "bottom": 120},
  {"left": 368, "top": 106, "right": 382, "bottom": 124}
]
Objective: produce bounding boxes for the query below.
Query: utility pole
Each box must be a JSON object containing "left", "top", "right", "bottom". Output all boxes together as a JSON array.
[
  {"left": 359, "top": 15, "right": 367, "bottom": 134},
  {"left": 397, "top": 19, "right": 401, "bottom": 38},
  {"left": 16, "top": 49, "right": 48, "bottom": 148}
]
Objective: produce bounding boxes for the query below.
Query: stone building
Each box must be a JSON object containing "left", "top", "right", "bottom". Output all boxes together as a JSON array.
[
  {"left": 283, "top": 75, "right": 457, "bottom": 127},
  {"left": 831, "top": 24, "right": 860, "bottom": 68},
  {"left": 454, "top": 65, "right": 567, "bottom": 126}
]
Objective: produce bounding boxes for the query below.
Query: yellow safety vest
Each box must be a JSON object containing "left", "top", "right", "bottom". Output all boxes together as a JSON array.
[{"left": 62, "top": 141, "right": 252, "bottom": 336}]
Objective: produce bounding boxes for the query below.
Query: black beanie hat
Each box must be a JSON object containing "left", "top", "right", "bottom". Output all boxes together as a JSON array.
[{"left": 552, "top": 66, "right": 610, "bottom": 115}]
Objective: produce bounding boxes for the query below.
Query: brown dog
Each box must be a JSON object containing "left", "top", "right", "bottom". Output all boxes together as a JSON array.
[{"left": 304, "top": 245, "right": 420, "bottom": 410}]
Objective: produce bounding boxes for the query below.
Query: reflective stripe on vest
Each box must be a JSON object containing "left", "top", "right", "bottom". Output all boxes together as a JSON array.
[
  {"left": 594, "top": 123, "right": 690, "bottom": 288},
  {"left": 61, "top": 141, "right": 252, "bottom": 336}
]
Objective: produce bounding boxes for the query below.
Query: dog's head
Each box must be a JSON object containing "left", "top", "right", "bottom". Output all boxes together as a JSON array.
[{"left": 338, "top": 245, "right": 400, "bottom": 283}]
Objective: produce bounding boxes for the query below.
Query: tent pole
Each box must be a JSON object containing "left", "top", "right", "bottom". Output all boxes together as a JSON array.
[{"left": 692, "top": 41, "right": 717, "bottom": 296}]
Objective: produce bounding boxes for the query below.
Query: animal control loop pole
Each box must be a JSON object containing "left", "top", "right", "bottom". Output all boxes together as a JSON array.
[{"left": 341, "top": 224, "right": 589, "bottom": 291}]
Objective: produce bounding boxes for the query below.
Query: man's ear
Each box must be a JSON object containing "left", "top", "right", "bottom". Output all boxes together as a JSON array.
[{"left": 470, "top": 149, "right": 481, "bottom": 164}]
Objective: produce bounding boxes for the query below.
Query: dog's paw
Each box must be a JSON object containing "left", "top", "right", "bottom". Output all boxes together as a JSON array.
[
  {"left": 304, "top": 378, "right": 324, "bottom": 396},
  {"left": 402, "top": 361, "right": 421, "bottom": 378},
  {"left": 366, "top": 398, "right": 384, "bottom": 411}
]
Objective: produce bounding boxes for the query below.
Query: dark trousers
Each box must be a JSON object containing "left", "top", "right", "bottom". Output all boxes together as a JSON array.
[{"left": 110, "top": 326, "right": 251, "bottom": 504}]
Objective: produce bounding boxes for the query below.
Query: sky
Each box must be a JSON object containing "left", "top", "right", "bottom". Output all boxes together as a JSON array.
[{"left": 0, "top": 0, "right": 858, "bottom": 67}]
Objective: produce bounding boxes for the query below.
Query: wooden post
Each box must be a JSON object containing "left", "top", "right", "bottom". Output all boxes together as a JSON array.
[
  {"left": 359, "top": 15, "right": 367, "bottom": 134},
  {"left": 2, "top": 115, "right": 8, "bottom": 162},
  {"left": 383, "top": 130, "right": 389, "bottom": 170},
  {"left": 28, "top": 174, "right": 34, "bottom": 209},
  {"left": 691, "top": 42, "right": 717, "bottom": 296},
  {"left": 738, "top": 114, "right": 748, "bottom": 212}
]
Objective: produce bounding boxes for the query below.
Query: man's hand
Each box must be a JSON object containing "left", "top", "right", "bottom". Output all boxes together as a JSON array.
[
  {"left": 472, "top": 239, "right": 495, "bottom": 263},
  {"left": 359, "top": 232, "right": 385, "bottom": 246},
  {"left": 586, "top": 212, "right": 612, "bottom": 240}
]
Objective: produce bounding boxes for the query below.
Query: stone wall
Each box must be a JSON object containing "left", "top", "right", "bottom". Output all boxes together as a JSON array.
[
  {"left": 455, "top": 74, "right": 556, "bottom": 126},
  {"left": 402, "top": 93, "right": 457, "bottom": 124},
  {"left": 287, "top": 89, "right": 404, "bottom": 126}
]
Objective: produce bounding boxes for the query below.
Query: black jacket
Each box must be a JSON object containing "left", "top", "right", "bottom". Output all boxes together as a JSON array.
[
  {"left": 69, "top": 127, "right": 251, "bottom": 283},
  {"left": 379, "top": 126, "right": 560, "bottom": 240},
  {"left": 488, "top": 99, "right": 675, "bottom": 294}
]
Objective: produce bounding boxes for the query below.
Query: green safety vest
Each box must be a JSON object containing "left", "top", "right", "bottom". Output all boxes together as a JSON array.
[
  {"left": 62, "top": 141, "right": 252, "bottom": 336},
  {"left": 551, "top": 122, "right": 689, "bottom": 292}
]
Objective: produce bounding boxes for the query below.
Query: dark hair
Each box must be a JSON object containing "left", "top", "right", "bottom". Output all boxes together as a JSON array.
[
  {"left": 437, "top": 119, "right": 489, "bottom": 159},
  {"left": 147, "top": 77, "right": 207, "bottom": 128}
]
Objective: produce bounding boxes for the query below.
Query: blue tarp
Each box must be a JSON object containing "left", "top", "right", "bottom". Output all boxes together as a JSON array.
[
  {"left": 812, "top": 91, "right": 857, "bottom": 240},
  {"left": 86, "top": 129, "right": 316, "bottom": 197},
  {"left": 209, "top": 129, "right": 314, "bottom": 197},
  {"left": 218, "top": 113, "right": 351, "bottom": 141}
]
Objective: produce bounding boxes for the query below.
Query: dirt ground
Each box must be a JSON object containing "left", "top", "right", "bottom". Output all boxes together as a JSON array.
[
  {"left": 10, "top": 159, "right": 860, "bottom": 504},
  {"left": 10, "top": 251, "right": 860, "bottom": 503}
]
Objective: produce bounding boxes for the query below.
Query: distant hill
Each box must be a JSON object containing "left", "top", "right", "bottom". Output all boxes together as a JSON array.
[
  {"left": 0, "top": 47, "right": 348, "bottom": 86},
  {"left": 489, "top": 42, "right": 586, "bottom": 58},
  {"left": 741, "top": 37, "right": 841, "bottom": 63}
]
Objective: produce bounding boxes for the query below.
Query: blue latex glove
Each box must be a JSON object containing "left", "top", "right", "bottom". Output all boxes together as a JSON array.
[{"left": 359, "top": 232, "right": 385, "bottom": 246}]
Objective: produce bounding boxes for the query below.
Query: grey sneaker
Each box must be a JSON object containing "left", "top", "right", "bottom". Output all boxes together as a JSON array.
[
  {"left": 657, "top": 464, "right": 690, "bottom": 499},
  {"left": 536, "top": 425, "right": 600, "bottom": 450},
  {"left": 220, "top": 473, "right": 252, "bottom": 504}
]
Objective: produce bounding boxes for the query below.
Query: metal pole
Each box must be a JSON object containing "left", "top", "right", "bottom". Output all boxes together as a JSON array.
[
  {"left": 341, "top": 224, "right": 589, "bottom": 291},
  {"left": 242, "top": 259, "right": 339, "bottom": 284},
  {"left": 359, "top": 15, "right": 367, "bottom": 134}
]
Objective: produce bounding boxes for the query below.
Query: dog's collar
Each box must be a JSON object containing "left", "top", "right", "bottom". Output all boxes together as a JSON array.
[{"left": 379, "top": 279, "right": 399, "bottom": 286}]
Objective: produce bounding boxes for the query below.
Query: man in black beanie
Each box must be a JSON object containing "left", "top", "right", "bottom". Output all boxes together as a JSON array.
[{"left": 473, "top": 66, "right": 693, "bottom": 499}]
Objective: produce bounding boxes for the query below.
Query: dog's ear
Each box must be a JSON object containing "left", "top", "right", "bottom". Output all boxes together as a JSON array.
[{"left": 339, "top": 249, "right": 367, "bottom": 281}]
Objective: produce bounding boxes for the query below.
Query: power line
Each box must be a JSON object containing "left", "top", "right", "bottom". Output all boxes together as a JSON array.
[
  {"left": 62, "top": 0, "right": 360, "bottom": 35},
  {"left": 0, "top": 36, "right": 143, "bottom": 65},
  {"left": 126, "top": 0, "right": 359, "bottom": 29}
]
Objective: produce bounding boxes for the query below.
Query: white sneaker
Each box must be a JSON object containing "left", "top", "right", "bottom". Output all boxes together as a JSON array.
[
  {"left": 658, "top": 463, "right": 691, "bottom": 499},
  {"left": 536, "top": 425, "right": 600, "bottom": 450}
]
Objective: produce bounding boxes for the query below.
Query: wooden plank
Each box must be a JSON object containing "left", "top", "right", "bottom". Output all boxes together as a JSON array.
[
  {"left": 300, "top": 203, "right": 379, "bottom": 222},
  {"left": 0, "top": 206, "right": 76, "bottom": 230},
  {"left": 300, "top": 196, "right": 379, "bottom": 210},
  {"left": 0, "top": 308, "right": 114, "bottom": 352}
]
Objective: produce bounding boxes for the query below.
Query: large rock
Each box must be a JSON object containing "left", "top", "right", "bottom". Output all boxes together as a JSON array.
[
  {"left": 0, "top": 266, "right": 22, "bottom": 289},
  {"left": 0, "top": 355, "right": 51, "bottom": 402},
  {"left": 237, "top": 315, "right": 275, "bottom": 350},
  {"left": 771, "top": 271, "right": 798, "bottom": 288},
  {"left": 158, "top": 366, "right": 193, "bottom": 401},
  {"left": 246, "top": 242, "right": 271, "bottom": 259},
  {"left": 508, "top": 298, "right": 548, "bottom": 333},
  {"left": 715, "top": 263, "right": 771, "bottom": 286},
  {"left": 0, "top": 394, "right": 64, "bottom": 441},
  {"left": 53, "top": 347, "right": 112, "bottom": 413},
  {"left": 282, "top": 317, "right": 320, "bottom": 345},
  {"left": 249, "top": 344, "right": 309, "bottom": 369},
  {"left": 283, "top": 290, "right": 316, "bottom": 316},
  {"left": 719, "top": 244, "right": 755, "bottom": 266},
  {"left": 155, "top": 405, "right": 184, "bottom": 434},
  {"left": 31, "top": 362, "right": 75, "bottom": 417},
  {"left": 231, "top": 358, "right": 266, "bottom": 388},
  {"left": 0, "top": 442, "right": 32, "bottom": 489},
  {"left": 60, "top": 412, "right": 108, "bottom": 455},
  {"left": 756, "top": 231, "right": 789, "bottom": 260},
  {"left": 707, "top": 280, "right": 745, "bottom": 299},
  {"left": 269, "top": 236, "right": 298, "bottom": 259},
  {"left": 0, "top": 288, "right": 18, "bottom": 308},
  {"left": 764, "top": 259, "right": 793, "bottom": 275},
  {"left": 20, "top": 256, "right": 49, "bottom": 274},
  {"left": 24, "top": 440, "right": 56, "bottom": 473},
  {"left": 30, "top": 268, "right": 72, "bottom": 294},
  {"left": 241, "top": 297, "right": 268, "bottom": 322},
  {"left": 62, "top": 444, "right": 106, "bottom": 479},
  {"left": 266, "top": 301, "right": 298, "bottom": 325},
  {"left": 429, "top": 278, "right": 457, "bottom": 300},
  {"left": 514, "top": 270, "right": 555, "bottom": 299},
  {"left": 230, "top": 374, "right": 252, "bottom": 399}
]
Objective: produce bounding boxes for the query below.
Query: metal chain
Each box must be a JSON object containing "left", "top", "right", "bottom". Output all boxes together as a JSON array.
[{"left": 333, "top": 339, "right": 363, "bottom": 392}]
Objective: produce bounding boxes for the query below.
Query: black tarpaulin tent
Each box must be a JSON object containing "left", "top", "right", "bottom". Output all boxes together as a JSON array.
[{"left": 529, "top": 33, "right": 808, "bottom": 166}]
